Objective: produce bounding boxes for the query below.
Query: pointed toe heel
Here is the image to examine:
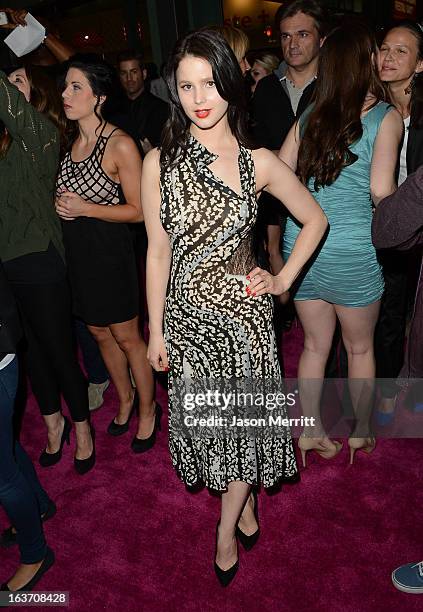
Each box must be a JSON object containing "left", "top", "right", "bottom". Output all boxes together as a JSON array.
[
  {"left": 214, "top": 559, "right": 239, "bottom": 587},
  {"left": 236, "top": 490, "right": 260, "bottom": 551},
  {"left": 214, "top": 522, "right": 239, "bottom": 587}
]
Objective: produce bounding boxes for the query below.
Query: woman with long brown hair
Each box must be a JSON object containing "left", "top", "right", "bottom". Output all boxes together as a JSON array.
[
  {"left": 0, "top": 62, "right": 94, "bottom": 474},
  {"left": 280, "top": 24, "right": 403, "bottom": 463}
]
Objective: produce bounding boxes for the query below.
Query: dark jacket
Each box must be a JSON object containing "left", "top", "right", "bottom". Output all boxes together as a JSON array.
[
  {"left": 372, "top": 166, "right": 423, "bottom": 380},
  {"left": 251, "top": 65, "right": 316, "bottom": 150},
  {"left": 407, "top": 123, "right": 423, "bottom": 175},
  {"left": 0, "top": 261, "right": 22, "bottom": 358},
  {"left": 0, "top": 70, "right": 63, "bottom": 263},
  {"left": 125, "top": 90, "right": 169, "bottom": 149}
]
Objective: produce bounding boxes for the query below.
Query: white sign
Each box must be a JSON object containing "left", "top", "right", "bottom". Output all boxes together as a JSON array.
[{"left": 4, "top": 13, "right": 46, "bottom": 57}]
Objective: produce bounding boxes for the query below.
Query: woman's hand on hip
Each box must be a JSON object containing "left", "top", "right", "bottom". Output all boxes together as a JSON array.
[{"left": 246, "top": 266, "right": 289, "bottom": 297}]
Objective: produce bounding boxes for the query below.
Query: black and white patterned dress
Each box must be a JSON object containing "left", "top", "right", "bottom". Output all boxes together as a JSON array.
[{"left": 160, "top": 135, "right": 298, "bottom": 491}]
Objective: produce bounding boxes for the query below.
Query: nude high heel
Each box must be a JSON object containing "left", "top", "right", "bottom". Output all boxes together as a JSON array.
[
  {"left": 348, "top": 437, "right": 376, "bottom": 465},
  {"left": 298, "top": 436, "right": 343, "bottom": 468}
]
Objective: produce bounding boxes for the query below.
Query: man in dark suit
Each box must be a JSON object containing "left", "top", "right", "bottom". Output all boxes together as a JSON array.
[{"left": 117, "top": 50, "right": 169, "bottom": 155}]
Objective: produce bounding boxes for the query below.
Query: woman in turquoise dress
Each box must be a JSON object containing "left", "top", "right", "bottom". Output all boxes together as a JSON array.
[{"left": 280, "top": 25, "right": 403, "bottom": 464}]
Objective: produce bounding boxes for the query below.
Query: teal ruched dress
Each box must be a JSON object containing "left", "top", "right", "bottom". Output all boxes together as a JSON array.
[{"left": 283, "top": 102, "right": 393, "bottom": 307}]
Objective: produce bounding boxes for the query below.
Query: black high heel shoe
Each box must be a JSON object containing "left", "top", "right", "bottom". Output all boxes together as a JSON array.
[
  {"left": 39, "top": 416, "right": 71, "bottom": 467},
  {"left": 1, "top": 546, "right": 55, "bottom": 592},
  {"left": 1, "top": 500, "right": 57, "bottom": 549},
  {"left": 74, "top": 427, "right": 95, "bottom": 475},
  {"left": 131, "top": 403, "right": 162, "bottom": 453},
  {"left": 214, "top": 522, "right": 239, "bottom": 587},
  {"left": 107, "top": 391, "right": 138, "bottom": 436},
  {"left": 236, "top": 490, "right": 260, "bottom": 551}
]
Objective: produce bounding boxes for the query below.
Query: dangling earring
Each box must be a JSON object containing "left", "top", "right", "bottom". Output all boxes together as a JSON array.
[{"left": 405, "top": 72, "right": 417, "bottom": 95}]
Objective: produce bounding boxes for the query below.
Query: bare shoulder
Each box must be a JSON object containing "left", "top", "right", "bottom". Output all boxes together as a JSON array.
[
  {"left": 107, "top": 127, "right": 140, "bottom": 158},
  {"left": 251, "top": 147, "right": 288, "bottom": 189},
  {"left": 143, "top": 147, "right": 161, "bottom": 179},
  {"left": 251, "top": 147, "right": 276, "bottom": 164},
  {"left": 383, "top": 107, "right": 404, "bottom": 131},
  {"left": 251, "top": 147, "right": 279, "bottom": 173},
  {"left": 144, "top": 147, "right": 160, "bottom": 168}
]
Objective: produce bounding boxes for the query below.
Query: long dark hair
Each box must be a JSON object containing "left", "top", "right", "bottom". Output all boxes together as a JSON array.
[
  {"left": 297, "top": 24, "right": 386, "bottom": 191},
  {"left": 62, "top": 53, "right": 122, "bottom": 148},
  {"left": 390, "top": 21, "right": 423, "bottom": 129},
  {"left": 0, "top": 63, "right": 66, "bottom": 158},
  {"left": 160, "top": 28, "right": 255, "bottom": 169}
]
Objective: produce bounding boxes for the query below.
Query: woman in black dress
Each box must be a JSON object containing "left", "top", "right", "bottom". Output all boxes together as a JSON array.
[{"left": 56, "top": 55, "right": 156, "bottom": 450}]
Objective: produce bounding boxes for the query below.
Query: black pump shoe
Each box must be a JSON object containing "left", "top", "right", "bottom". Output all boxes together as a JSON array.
[
  {"left": 107, "top": 391, "right": 138, "bottom": 436},
  {"left": 39, "top": 416, "right": 71, "bottom": 467},
  {"left": 131, "top": 403, "right": 162, "bottom": 453},
  {"left": 214, "top": 522, "right": 239, "bottom": 587},
  {"left": 1, "top": 500, "right": 57, "bottom": 549},
  {"left": 1, "top": 547, "right": 55, "bottom": 592},
  {"left": 74, "top": 427, "right": 96, "bottom": 475},
  {"left": 235, "top": 490, "right": 260, "bottom": 551}
]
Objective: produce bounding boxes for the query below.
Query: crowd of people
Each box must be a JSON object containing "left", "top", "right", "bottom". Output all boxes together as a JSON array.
[{"left": 0, "top": 0, "right": 422, "bottom": 597}]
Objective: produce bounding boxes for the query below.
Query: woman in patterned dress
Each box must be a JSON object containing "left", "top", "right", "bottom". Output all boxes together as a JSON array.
[{"left": 142, "top": 29, "right": 327, "bottom": 585}]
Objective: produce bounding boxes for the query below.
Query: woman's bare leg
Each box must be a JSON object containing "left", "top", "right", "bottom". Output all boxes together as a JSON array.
[
  {"left": 335, "top": 301, "right": 381, "bottom": 438},
  {"left": 217, "top": 481, "right": 251, "bottom": 570},
  {"left": 109, "top": 316, "right": 155, "bottom": 438},
  {"left": 88, "top": 325, "right": 134, "bottom": 424},
  {"left": 295, "top": 299, "right": 337, "bottom": 440}
]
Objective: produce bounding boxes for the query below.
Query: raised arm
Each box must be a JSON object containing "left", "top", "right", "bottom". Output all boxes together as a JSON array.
[
  {"left": 0, "top": 8, "right": 75, "bottom": 61},
  {"left": 0, "top": 70, "right": 57, "bottom": 153},
  {"left": 372, "top": 166, "right": 423, "bottom": 251},
  {"left": 248, "top": 148, "right": 327, "bottom": 296},
  {"left": 141, "top": 148, "right": 171, "bottom": 371},
  {"left": 56, "top": 134, "right": 143, "bottom": 223},
  {"left": 370, "top": 108, "right": 403, "bottom": 205}
]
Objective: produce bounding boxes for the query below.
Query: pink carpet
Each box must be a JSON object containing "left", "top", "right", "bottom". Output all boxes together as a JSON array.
[{"left": 1, "top": 325, "right": 423, "bottom": 611}]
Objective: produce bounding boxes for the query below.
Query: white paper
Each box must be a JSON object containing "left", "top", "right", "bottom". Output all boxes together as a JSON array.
[{"left": 4, "top": 13, "right": 46, "bottom": 57}]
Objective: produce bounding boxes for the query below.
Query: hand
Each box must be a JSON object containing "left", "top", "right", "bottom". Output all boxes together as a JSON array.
[
  {"left": 147, "top": 332, "right": 169, "bottom": 372},
  {"left": 55, "top": 191, "right": 89, "bottom": 221},
  {"left": 0, "top": 8, "right": 27, "bottom": 29},
  {"left": 246, "top": 266, "right": 289, "bottom": 297}
]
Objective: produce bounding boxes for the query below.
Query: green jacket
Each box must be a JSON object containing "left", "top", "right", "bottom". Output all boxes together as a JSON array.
[{"left": 0, "top": 70, "right": 64, "bottom": 262}]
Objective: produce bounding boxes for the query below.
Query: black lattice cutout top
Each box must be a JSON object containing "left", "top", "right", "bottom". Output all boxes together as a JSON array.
[{"left": 57, "top": 123, "right": 120, "bottom": 206}]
